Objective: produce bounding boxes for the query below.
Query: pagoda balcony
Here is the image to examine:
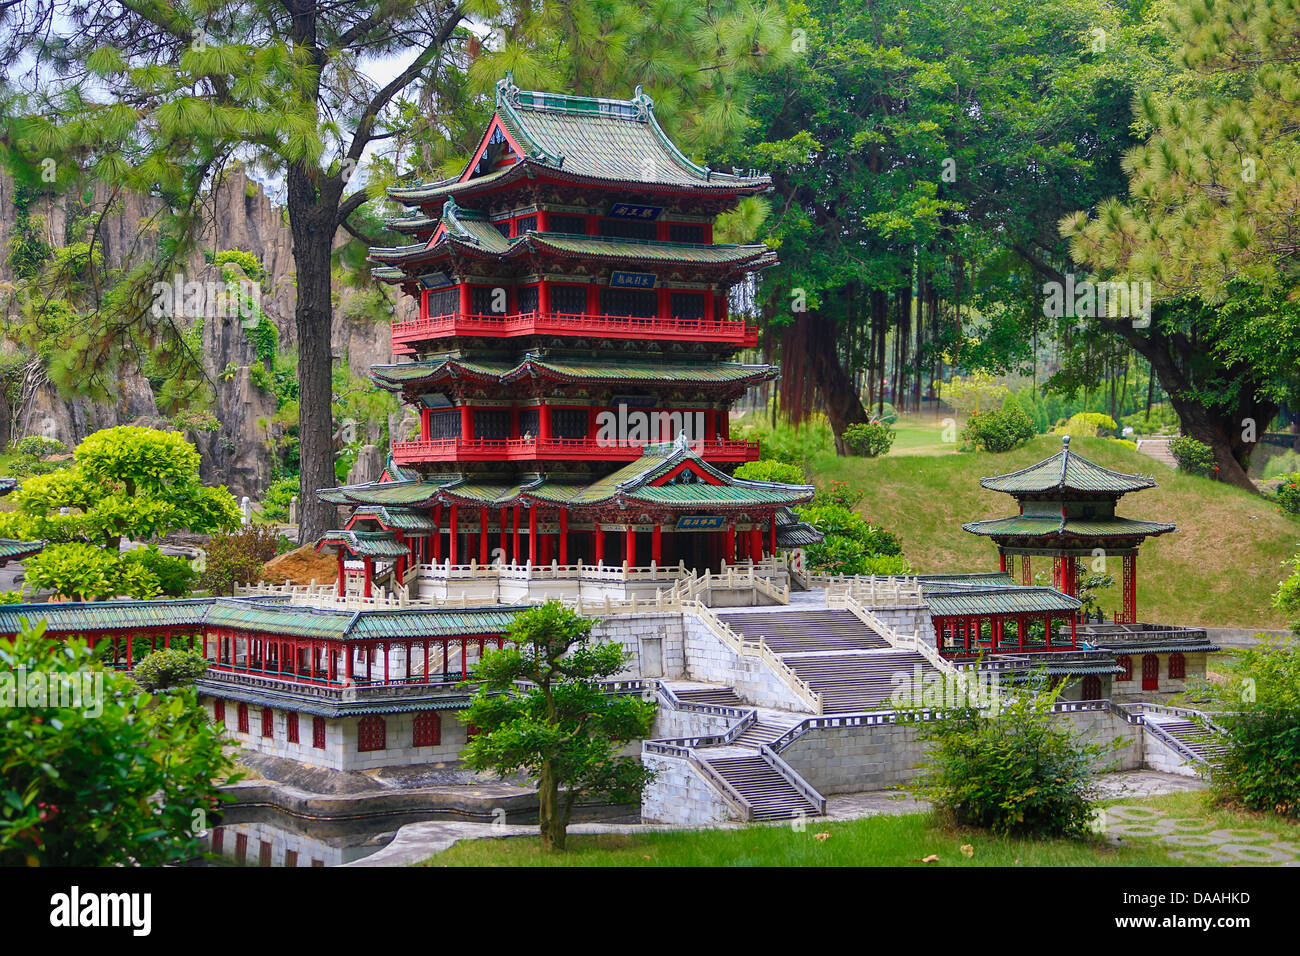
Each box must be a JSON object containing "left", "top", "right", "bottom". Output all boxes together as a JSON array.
[
  {"left": 392, "top": 310, "right": 758, "bottom": 351},
  {"left": 390, "top": 435, "right": 760, "bottom": 465}
]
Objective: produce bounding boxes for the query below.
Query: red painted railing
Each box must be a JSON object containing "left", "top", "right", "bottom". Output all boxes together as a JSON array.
[
  {"left": 391, "top": 436, "right": 760, "bottom": 465},
  {"left": 392, "top": 310, "right": 758, "bottom": 349}
]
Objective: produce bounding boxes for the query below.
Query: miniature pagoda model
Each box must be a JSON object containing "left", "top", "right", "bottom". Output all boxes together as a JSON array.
[
  {"left": 317, "top": 75, "right": 815, "bottom": 595},
  {"left": 962, "top": 435, "right": 1175, "bottom": 623}
]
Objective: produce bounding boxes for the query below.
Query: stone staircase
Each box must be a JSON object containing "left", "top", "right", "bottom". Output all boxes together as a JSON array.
[
  {"left": 1150, "top": 716, "right": 1228, "bottom": 762},
  {"left": 704, "top": 753, "right": 820, "bottom": 821},
  {"left": 1136, "top": 437, "right": 1178, "bottom": 469},
  {"left": 718, "top": 608, "right": 939, "bottom": 712},
  {"left": 674, "top": 686, "right": 745, "bottom": 708}
]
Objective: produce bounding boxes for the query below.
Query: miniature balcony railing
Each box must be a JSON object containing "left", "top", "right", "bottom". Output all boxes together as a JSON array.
[
  {"left": 391, "top": 435, "right": 761, "bottom": 465},
  {"left": 392, "top": 309, "right": 758, "bottom": 350}
]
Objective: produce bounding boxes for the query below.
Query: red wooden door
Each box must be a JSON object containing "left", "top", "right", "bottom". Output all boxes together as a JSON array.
[
  {"left": 1141, "top": 654, "right": 1159, "bottom": 691},
  {"left": 1082, "top": 674, "right": 1102, "bottom": 699}
]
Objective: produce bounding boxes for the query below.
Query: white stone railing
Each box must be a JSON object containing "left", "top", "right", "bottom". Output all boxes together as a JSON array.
[
  {"left": 687, "top": 600, "right": 823, "bottom": 714},
  {"left": 815, "top": 574, "right": 924, "bottom": 606},
  {"left": 828, "top": 590, "right": 955, "bottom": 676}
]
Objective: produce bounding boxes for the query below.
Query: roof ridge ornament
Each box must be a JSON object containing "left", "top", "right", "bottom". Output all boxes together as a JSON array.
[
  {"left": 632, "top": 84, "right": 654, "bottom": 121},
  {"left": 495, "top": 71, "right": 519, "bottom": 108}
]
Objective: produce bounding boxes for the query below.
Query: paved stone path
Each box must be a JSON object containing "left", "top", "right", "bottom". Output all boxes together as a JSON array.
[
  {"left": 1103, "top": 803, "right": 1300, "bottom": 865},
  {"left": 347, "top": 769, "right": 1202, "bottom": 867}
]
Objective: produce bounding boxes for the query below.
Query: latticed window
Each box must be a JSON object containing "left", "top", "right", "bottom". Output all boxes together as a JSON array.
[
  {"left": 552, "top": 408, "right": 588, "bottom": 439},
  {"left": 413, "top": 711, "right": 442, "bottom": 747},
  {"left": 600, "top": 288, "right": 656, "bottom": 317},
  {"left": 493, "top": 220, "right": 511, "bottom": 238},
  {"left": 472, "top": 285, "right": 505, "bottom": 315},
  {"left": 312, "top": 716, "right": 326, "bottom": 749},
  {"left": 261, "top": 708, "right": 274, "bottom": 738},
  {"left": 286, "top": 712, "right": 299, "bottom": 744},
  {"left": 670, "top": 292, "right": 705, "bottom": 320},
  {"left": 213, "top": 699, "right": 225, "bottom": 725},
  {"left": 517, "top": 285, "right": 539, "bottom": 314},
  {"left": 475, "top": 409, "right": 511, "bottom": 440},
  {"left": 1116, "top": 655, "right": 1132, "bottom": 681},
  {"left": 515, "top": 214, "right": 538, "bottom": 234},
  {"left": 550, "top": 284, "right": 587, "bottom": 315},
  {"left": 1168, "top": 653, "right": 1186, "bottom": 680},
  {"left": 357, "top": 715, "right": 387, "bottom": 752},
  {"left": 597, "top": 217, "right": 655, "bottom": 240},
  {"left": 547, "top": 213, "right": 587, "bottom": 234},
  {"left": 426, "top": 287, "right": 459, "bottom": 316},
  {"left": 668, "top": 223, "right": 705, "bottom": 244},
  {"left": 237, "top": 703, "right": 249, "bottom": 734},
  {"left": 518, "top": 408, "right": 539, "bottom": 438},
  {"left": 428, "top": 408, "right": 462, "bottom": 440}
]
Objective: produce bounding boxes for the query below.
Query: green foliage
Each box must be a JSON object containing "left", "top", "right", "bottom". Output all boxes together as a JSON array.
[
  {"left": 0, "top": 426, "right": 240, "bottom": 560},
  {"left": 962, "top": 406, "right": 1037, "bottom": 453},
  {"left": 911, "top": 678, "right": 1116, "bottom": 837},
  {"left": 811, "top": 480, "right": 864, "bottom": 509},
  {"left": 121, "top": 546, "right": 197, "bottom": 597},
  {"left": 1263, "top": 451, "right": 1300, "bottom": 480},
  {"left": 733, "top": 460, "right": 806, "bottom": 485},
  {"left": 1169, "top": 435, "right": 1218, "bottom": 477},
  {"left": 458, "top": 601, "right": 657, "bottom": 851},
  {"left": 1276, "top": 476, "right": 1300, "bottom": 516},
  {"left": 1273, "top": 554, "right": 1300, "bottom": 635},
  {"left": 842, "top": 421, "right": 896, "bottom": 457},
  {"left": 1077, "top": 572, "right": 1115, "bottom": 620},
  {"left": 198, "top": 526, "right": 283, "bottom": 596},
  {"left": 9, "top": 435, "right": 65, "bottom": 458},
  {"left": 800, "top": 503, "right": 905, "bottom": 575},
  {"left": 1121, "top": 404, "right": 1180, "bottom": 435},
  {"left": 0, "top": 622, "right": 233, "bottom": 866},
  {"left": 0, "top": 591, "right": 22, "bottom": 605},
  {"left": 131, "top": 648, "right": 209, "bottom": 692},
  {"left": 1202, "top": 639, "right": 1300, "bottom": 817},
  {"left": 23, "top": 542, "right": 161, "bottom": 601},
  {"left": 943, "top": 373, "right": 1009, "bottom": 415},
  {"left": 1053, "top": 412, "right": 1118, "bottom": 438},
  {"left": 260, "top": 475, "right": 300, "bottom": 522},
  {"left": 213, "top": 249, "right": 264, "bottom": 282},
  {"left": 738, "top": 412, "right": 836, "bottom": 466}
]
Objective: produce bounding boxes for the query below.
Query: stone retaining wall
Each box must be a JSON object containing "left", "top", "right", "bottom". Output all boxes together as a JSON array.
[
  {"left": 681, "top": 614, "right": 815, "bottom": 712},
  {"left": 641, "top": 752, "right": 736, "bottom": 825}
]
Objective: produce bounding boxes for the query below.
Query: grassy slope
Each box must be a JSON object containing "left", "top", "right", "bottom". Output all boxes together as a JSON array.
[
  {"left": 425, "top": 791, "right": 1300, "bottom": 867},
  {"left": 804, "top": 424, "right": 1297, "bottom": 629}
]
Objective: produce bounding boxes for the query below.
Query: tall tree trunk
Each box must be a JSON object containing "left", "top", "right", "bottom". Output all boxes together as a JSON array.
[{"left": 538, "top": 760, "right": 564, "bottom": 850}]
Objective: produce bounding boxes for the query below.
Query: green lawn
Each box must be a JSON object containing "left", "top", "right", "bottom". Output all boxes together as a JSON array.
[
  {"left": 422, "top": 790, "right": 1300, "bottom": 867},
  {"left": 802, "top": 427, "right": 1298, "bottom": 629}
]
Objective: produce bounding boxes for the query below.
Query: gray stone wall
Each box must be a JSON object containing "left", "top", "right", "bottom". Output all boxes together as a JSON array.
[
  {"left": 641, "top": 752, "right": 737, "bottom": 825},
  {"left": 652, "top": 705, "right": 738, "bottom": 741},
  {"left": 680, "top": 614, "right": 815, "bottom": 712},
  {"left": 592, "top": 613, "right": 686, "bottom": 680},
  {"left": 1111, "top": 651, "right": 1207, "bottom": 696}
]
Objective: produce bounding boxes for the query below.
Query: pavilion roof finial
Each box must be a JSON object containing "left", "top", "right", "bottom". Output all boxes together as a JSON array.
[{"left": 1062, "top": 434, "right": 1070, "bottom": 448}]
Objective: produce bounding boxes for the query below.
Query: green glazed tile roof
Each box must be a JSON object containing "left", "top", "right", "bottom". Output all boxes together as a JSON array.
[
  {"left": 981, "top": 436, "right": 1157, "bottom": 495},
  {"left": 441, "top": 481, "right": 538, "bottom": 506},
  {"left": 775, "top": 521, "right": 822, "bottom": 547},
  {"left": 317, "top": 479, "right": 454, "bottom": 507},
  {"left": 0, "top": 598, "right": 214, "bottom": 634},
  {"left": 205, "top": 601, "right": 521, "bottom": 642},
  {"left": 0, "top": 538, "right": 44, "bottom": 561},
  {"left": 918, "top": 572, "right": 1018, "bottom": 590},
  {"left": 316, "top": 530, "right": 411, "bottom": 558},
  {"left": 925, "top": 586, "right": 1081, "bottom": 617},
  {"left": 371, "top": 356, "right": 776, "bottom": 392},
  {"left": 350, "top": 507, "right": 437, "bottom": 532},
  {"left": 626, "top": 484, "right": 810, "bottom": 508},
  {"left": 369, "top": 357, "right": 515, "bottom": 390},
  {"left": 0, "top": 477, "right": 17, "bottom": 496},
  {"left": 386, "top": 75, "right": 769, "bottom": 205},
  {"left": 962, "top": 515, "right": 1176, "bottom": 538}
]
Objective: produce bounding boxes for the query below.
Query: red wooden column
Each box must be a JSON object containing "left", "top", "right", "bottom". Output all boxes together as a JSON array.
[
  {"left": 595, "top": 523, "right": 605, "bottom": 564},
  {"left": 432, "top": 503, "right": 442, "bottom": 563},
  {"left": 499, "top": 508, "right": 509, "bottom": 565},
  {"left": 336, "top": 551, "right": 345, "bottom": 596},
  {"left": 460, "top": 405, "right": 473, "bottom": 443},
  {"left": 1043, "top": 614, "right": 1052, "bottom": 649},
  {"left": 651, "top": 522, "right": 662, "bottom": 567},
  {"left": 1018, "top": 615, "right": 1027, "bottom": 650},
  {"left": 539, "top": 403, "right": 551, "bottom": 444},
  {"left": 1122, "top": 552, "right": 1137, "bottom": 623},
  {"left": 528, "top": 506, "right": 538, "bottom": 565},
  {"left": 586, "top": 283, "right": 599, "bottom": 318},
  {"left": 363, "top": 557, "right": 373, "bottom": 597},
  {"left": 719, "top": 411, "right": 730, "bottom": 440},
  {"left": 512, "top": 505, "right": 521, "bottom": 564},
  {"left": 1020, "top": 554, "right": 1031, "bottom": 585},
  {"left": 458, "top": 281, "right": 471, "bottom": 316},
  {"left": 625, "top": 525, "right": 637, "bottom": 567},
  {"left": 750, "top": 526, "right": 763, "bottom": 562},
  {"left": 539, "top": 279, "right": 551, "bottom": 317},
  {"left": 394, "top": 530, "right": 407, "bottom": 582},
  {"left": 769, "top": 514, "right": 777, "bottom": 556},
  {"left": 448, "top": 504, "right": 458, "bottom": 565},
  {"left": 559, "top": 510, "right": 569, "bottom": 565},
  {"left": 724, "top": 522, "right": 736, "bottom": 563},
  {"left": 999, "top": 551, "right": 1007, "bottom": 573},
  {"left": 479, "top": 507, "right": 489, "bottom": 564}
]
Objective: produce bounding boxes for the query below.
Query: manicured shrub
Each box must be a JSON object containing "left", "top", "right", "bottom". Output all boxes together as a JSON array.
[
  {"left": 962, "top": 406, "right": 1036, "bottom": 452},
  {"left": 842, "top": 420, "right": 896, "bottom": 457},
  {"left": 132, "top": 648, "right": 209, "bottom": 692},
  {"left": 1053, "top": 412, "right": 1118, "bottom": 438},
  {"left": 1120, "top": 403, "right": 1180, "bottom": 435},
  {"left": 1276, "top": 475, "right": 1300, "bottom": 515},
  {"left": 800, "top": 503, "right": 905, "bottom": 575},
  {"left": 121, "top": 545, "right": 197, "bottom": 597},
  {"left": 811, "top": 480, "right": 864, "bottom": 509},
  {"left": 734, "top": 460, "right": 806, "bottom": 485},
  {"left": 911, "top": 677, "right": 1118, "bottom": 837},
  {"left": 1169, "top": 435, "right": 1218, "bottom": 476},
  {"left": 23, "top": 542, "right": 161, "bottom": 601},
  {"left": 260, "top": 474, "right": 300, "bottom": 521},
  {"left": 10, "top": 435, "right": 66, "bottom": 457},
  {"left": 198, "top": 526, "right": 283, "bottom": 595}
]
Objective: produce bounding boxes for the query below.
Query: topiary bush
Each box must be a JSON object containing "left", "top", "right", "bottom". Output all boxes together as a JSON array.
[
  {"left": 962, "top": 406, "right": 1036, "bottom": 453},
  {"left": 131, "top": 648, "right": 209, "bottom": 691},
  {"left": 1169, "top": 435, "right": 1218, "bottom": 476},
  {"left": 910, "top": 677, "right": 1119, "bottom": 837},
  {"left": 120, "top": 545, "right": 197, "bottom": 597},
  {"left": 733, "top": 460, "right": 806, "bottom": 485},
  {"left": 1275, "top": 475, "right": 1300, "bottom": 515},
  {"left": 1053, "top": 412, "right": 1118, "bottom": 438},
  {"left": 842, "top": 420, "right": 896, "bottom": 457}
]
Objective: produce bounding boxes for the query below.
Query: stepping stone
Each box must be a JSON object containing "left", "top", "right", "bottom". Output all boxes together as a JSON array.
[
  {"left": 1105, "top": 805, "right": 1165, "bottom": 821},
  {"left": 1216, "top": 843, "right": 1294, "bottom": 863}
]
